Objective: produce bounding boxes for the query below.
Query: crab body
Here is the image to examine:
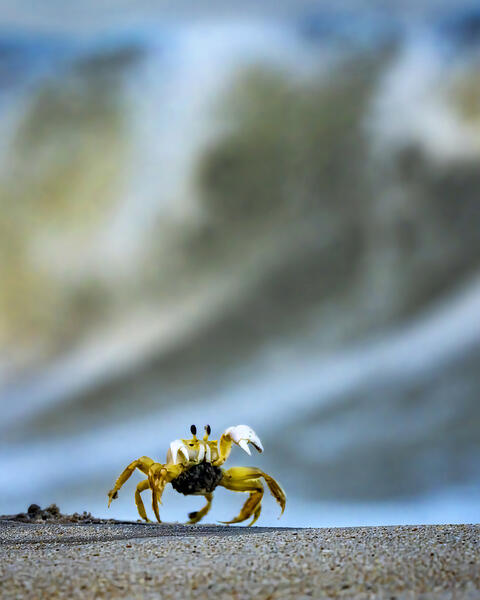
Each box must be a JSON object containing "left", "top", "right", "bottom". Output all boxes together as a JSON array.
[
  {"left": 171, "top": 463, "right": 223, "bottom": 496},
  {"left": 107, "top": 424, "right": 286, "bottom": 526}
]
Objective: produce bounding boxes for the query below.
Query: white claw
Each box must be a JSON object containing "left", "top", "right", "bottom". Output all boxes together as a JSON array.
[
  {"left": 238, "top": 439, "right": 252, "bottom": 455},
  {"left": 205, "top": 444, "right": 211, "bottom": 462},
  {"left": 168, "top": 439, "right": 190, "bottom": 464},
  {"left": 197, "top": 443, "right": 205, "bottom": 462},
  {"left": 225, "top": 425, "right": 264, "bottom": 454}
]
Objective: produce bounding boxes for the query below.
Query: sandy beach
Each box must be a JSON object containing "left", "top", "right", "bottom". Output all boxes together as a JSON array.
[{"left": 1, "top": 520, "right": 479, "bottom": 599}]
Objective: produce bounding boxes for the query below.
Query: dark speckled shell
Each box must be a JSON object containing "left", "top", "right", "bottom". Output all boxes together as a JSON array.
[{"left": 171, "top": 463, "right": 223, "bottom": 496}]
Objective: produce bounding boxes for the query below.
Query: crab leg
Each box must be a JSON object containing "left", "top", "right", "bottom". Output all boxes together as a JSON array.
[
  {"left": 148, "top": 462, "right": 186, "bottom": 523},
  {"left": 135, "top": 479, "right": 152, "bottom": 522},
  {"left": 219, "top": 466, "right": 286, "bottom": 525},
  {"left": 107, "top": 456, "right": 154, "bottom": 507},
  {"left": 222, "top": 487, "right": 263, "bottom": 526},
  {"left": 187, "top": 492, "right": 214, "bottom": 524},
  {"left": 148, "top": 463, "right": 168, "bottom": 523}
]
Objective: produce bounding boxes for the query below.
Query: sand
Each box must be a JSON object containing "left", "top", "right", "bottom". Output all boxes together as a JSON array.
[{"left": 1, "top": 519, "right": 479, "bottom": 599}]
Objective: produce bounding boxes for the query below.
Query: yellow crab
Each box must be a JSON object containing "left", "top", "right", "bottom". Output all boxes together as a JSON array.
[{"left": 107, "top": 424, "right": 286, "bottom": 526}]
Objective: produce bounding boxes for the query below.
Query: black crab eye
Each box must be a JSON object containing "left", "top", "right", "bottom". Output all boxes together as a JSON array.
[
  {"left": 190, "top": 424, "right": 197, "bottom": 435},
  {"left": 205, "top": 424, "right": 211, "bottom": 435}
]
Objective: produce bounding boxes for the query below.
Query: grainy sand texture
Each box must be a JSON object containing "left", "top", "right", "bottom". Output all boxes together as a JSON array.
[{"left": 1, "top": 521, "right": 479, "bottom": 599}]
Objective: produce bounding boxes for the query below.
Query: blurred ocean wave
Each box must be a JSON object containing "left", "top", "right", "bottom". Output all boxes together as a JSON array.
[{"left": 1, "top": 8, "right": 479, "bottom": 525}]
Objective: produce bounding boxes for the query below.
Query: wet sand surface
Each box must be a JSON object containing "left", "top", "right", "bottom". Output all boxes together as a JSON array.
[{"left": 1, "top": 521, "right": 479, "bottom": 599}]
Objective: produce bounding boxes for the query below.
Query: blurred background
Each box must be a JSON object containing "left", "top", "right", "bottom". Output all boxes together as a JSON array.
[{"left": 1, "top": 0, "right": 480, "bottom": 527}]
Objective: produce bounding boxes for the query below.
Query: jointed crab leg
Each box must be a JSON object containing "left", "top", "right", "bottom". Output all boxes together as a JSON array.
[
  {"left": 220, "top": 480, "right": 263, "bottom": 526},
  {"left": 108, "top": 458, "right": 185, "bottom": 523},
  {"left": 219, "top": 467, "right": 286, "bottom": 526},
  {"left": 107, "top": 456, "right": 154, "bottom": 507},
  {"left": 135, "top": 479, "right": 152, "bottom": 522},
  {"left": 148, "top": 462, "right": 185, "bottom": 523},
  {"left": 187, "top": 492, "right": 214, "bottom": 524}
]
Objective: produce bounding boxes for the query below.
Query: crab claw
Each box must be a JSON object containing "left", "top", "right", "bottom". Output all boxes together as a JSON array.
[
  {"left": 168, "top": 439, "right": 190, "bottom": 464},
  {"left": 225, "top": 425, "right": 264, "bottom": 455},
  {"left": 204, "top": 443, "right": 212, "bottom": 462},
  {"left": 197, "top": 443, "right": 205, "bottom": 462}
]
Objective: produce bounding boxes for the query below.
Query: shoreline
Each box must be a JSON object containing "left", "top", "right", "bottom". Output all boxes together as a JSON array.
[{"left": 1, "top": 521, "right": 479, "bottom": 598}]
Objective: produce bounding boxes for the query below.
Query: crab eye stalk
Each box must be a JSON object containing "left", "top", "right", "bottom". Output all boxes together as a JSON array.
[
  {"left": 203, "top": 424, "right": 211, "bottom": 442},
  {"left": 190, "top": 424, "right": 197, "bottom": 436}
]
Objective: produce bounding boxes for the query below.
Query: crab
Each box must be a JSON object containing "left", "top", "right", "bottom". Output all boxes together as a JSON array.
[{"left": 107, "top": 424, "right": 286, "bottom": 526}]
